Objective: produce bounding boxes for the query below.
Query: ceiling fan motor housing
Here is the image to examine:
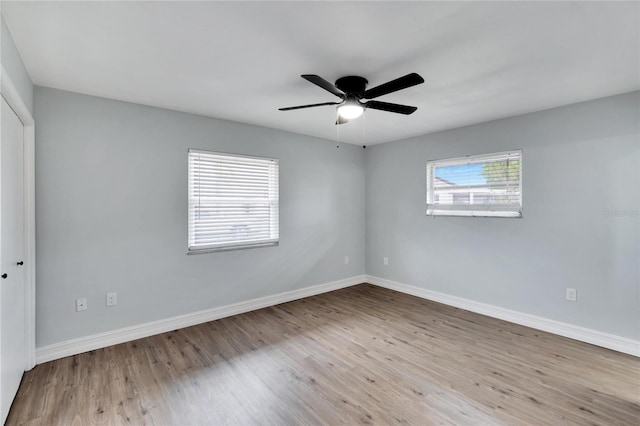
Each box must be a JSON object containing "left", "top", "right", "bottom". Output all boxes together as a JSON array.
[{"left": 335, "top": 76, "right": 368, "bottom": 98}]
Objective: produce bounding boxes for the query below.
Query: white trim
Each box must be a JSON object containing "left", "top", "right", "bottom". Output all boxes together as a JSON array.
[
  {"left": 34, "top": 273, "right": 639, "bottom": 363},
  {"left": 36, "top": 275, "right": 365, "bottom": 364},
  {"left": 426, "top": 210, "right": 521, "bottom": 218},
  {"left": 0, "top": 65, "right": 36, "bottom": 370},
  {"left": 188, "top": 148, "right": 278, "bottom": 162},
  {"left": 366, "top": 275, "right": 639, "bottom": 357},
  {"left": 0, "top": 67, "right": 33, "bottom": 126},
  {"left": 427, "top": 150, "right": 522, "bottom": 167}
]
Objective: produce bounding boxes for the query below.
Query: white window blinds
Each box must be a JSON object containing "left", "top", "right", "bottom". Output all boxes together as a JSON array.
[
  {"left": 427, "top": 150, "right": 522, "bottom": 217},
  {"left": 188, "top": 149, "right": 279, "bottom": 252}
]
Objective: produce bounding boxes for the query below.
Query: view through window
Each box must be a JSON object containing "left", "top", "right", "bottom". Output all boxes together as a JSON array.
[{"left": 427, "top": 151, "right": 522, "bottom": 217}]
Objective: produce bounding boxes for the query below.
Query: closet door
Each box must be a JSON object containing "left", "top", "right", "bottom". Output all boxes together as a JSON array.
[{"left": 0, "top": 96, "right": 26, "bottom": 424}]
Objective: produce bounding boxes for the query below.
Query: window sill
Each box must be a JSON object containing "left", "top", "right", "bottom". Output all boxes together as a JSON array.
[
  {"left": 187, "top": 241, "right": 279, "bottom": 255},
  {"left": 426, "top": 210, "right": 522, "bottom": 218}
]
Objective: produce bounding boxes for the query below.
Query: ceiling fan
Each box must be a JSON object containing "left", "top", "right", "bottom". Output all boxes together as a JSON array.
[{"left": 279, "top": 73, "right": 425, "bottom": 124}]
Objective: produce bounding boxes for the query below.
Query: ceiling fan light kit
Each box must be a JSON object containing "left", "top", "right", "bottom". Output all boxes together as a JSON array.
[
  {"left": 337, "top": 100, "right": 364, "bottom": 119},
  {"left": 279, "top": 73, "right": 424, "bottom": 125}
]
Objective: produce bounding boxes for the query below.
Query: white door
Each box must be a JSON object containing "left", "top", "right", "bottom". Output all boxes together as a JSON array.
[{"left": 0, "top": 96, "right": 25, "bottom": 424}]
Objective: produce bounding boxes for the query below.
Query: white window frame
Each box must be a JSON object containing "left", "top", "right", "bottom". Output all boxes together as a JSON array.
[
  {"left": 188, "top": 149, "right": 279, "bottom": 253},
  {"left": 426, "top": 150, "right": 522, "bottom": 218}
]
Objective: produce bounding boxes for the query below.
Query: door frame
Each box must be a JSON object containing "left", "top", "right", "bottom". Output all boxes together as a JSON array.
[{"left": 0, "top": 65, "right": 35, "bottom": 370}]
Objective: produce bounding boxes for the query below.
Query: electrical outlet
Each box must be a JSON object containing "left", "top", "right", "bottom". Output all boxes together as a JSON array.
[
  {"left": 76, "top": 298, "right": 87, "bottom": 312},
  {"left": 344, "top": 256, "right": 349, "bottom": 265},
  {"left": 383, "top": 257, "right": 389, "bottom": 266},
  {"left": 106, "top": 292, "right": 118, "bottom": 307},
  {"left": 566, "top": 288, "right": 577, "bottom": 302}
]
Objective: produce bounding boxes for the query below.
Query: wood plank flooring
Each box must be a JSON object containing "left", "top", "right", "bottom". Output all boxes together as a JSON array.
[{"left": 7, "top": 284, "right": 640, "bottom": 425}]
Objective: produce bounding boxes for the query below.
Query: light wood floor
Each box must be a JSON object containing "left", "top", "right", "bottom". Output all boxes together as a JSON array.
[{"left": 7, "top": 284, "right": 640, "bottom": 425}]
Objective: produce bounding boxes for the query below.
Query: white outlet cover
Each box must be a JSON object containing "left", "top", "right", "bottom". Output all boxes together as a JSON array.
[
  {"left": 566, "top": 288, "right": 577, "bottom": 302},
  {"left": 76, "top": 298, "right": 87, "bottom": 312},
  {"left": 383, "top": 257, "right": 389, "bottom": 266},
  {"left": 106, "top": 292, "right": 118, "bottom": 306}
]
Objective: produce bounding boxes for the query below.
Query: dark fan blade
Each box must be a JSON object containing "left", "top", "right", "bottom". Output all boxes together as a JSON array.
[
  {"left": 279, "top": 102, "right": 340, "bottom": 111},
  {"left": 301, "top": 75, "right": 345, "bottom": 98},
  {"left": 363, "top": 73, "right": 424, "bottom": 99},
  {"left": 335, "top": 116, "right": 349, "bottom": 125},
  {"left": 365, "top": 101, "right": 417, "bottom": 115}
]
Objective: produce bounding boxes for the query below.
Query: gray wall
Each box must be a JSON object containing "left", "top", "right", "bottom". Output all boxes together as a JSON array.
[
  {"left": 35, "top": 86, "right": 639, "bottom": 347},
  {"left": 34, "top": 87, "right": 366, "bottom": 347},
  {"left": 366, "top": 92, "right": 639, "bottom": 340},
  {"left": 1, "top": 15, "right": 32, "bottom": 114}
]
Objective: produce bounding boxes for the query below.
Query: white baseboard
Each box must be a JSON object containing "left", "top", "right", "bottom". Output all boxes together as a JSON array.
[
  {"left": 367, "top": 275, "right": 640, "bottom": 357},
  {"left": 36, "top": 273, "right": 638, "bottom": 363},
  {"left": 36, "top": 274, "right": 366, "bottom": 364},
  {"left": 366, "top": 275, "right": 639, "bottom": 357}
]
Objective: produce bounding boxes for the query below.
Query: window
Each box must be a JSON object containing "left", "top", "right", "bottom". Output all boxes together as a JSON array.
[
  {"left": 426, "top": 150, "right": 522, "bottom": 217},
  {"left": 188, "top": 149, "right": 279, "bottom": 252}
]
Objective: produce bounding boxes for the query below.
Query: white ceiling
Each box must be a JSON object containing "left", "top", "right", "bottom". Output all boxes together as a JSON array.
[{"left": 3, "top": 1, "right": 639, "bottom": 145}]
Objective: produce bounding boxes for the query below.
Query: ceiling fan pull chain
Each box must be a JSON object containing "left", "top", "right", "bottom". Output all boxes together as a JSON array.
[
  {"left": 362, "top": 109, "right": 367, "bottom": 146},
  {"left": 336, "top": 111, "right": 340, "bottom": 148}
]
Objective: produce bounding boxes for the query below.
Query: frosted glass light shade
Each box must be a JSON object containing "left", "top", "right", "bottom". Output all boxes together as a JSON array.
[{"left": 337, "top": 103, "right": 364, "bottom": 119}]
